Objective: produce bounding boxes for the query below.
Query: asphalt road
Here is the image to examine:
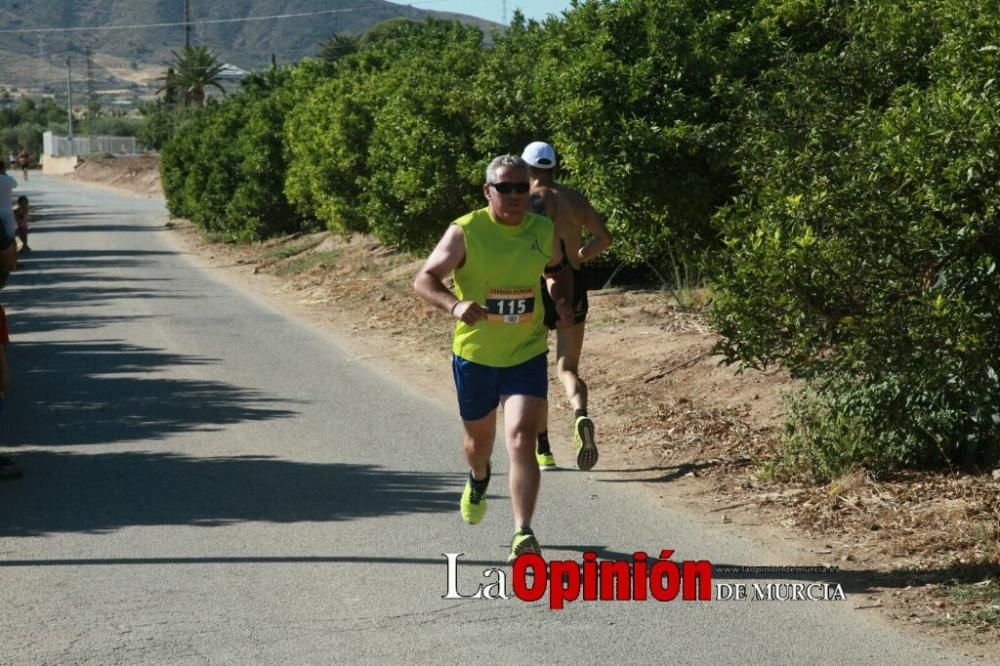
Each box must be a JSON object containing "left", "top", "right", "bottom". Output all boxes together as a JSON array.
[{"left": 0, "top": 176, "right": 978, "bottom": 664}]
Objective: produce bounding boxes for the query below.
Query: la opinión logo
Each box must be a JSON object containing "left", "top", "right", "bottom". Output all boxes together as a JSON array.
[{"left": 442, "top": 550, "right": 713, "bottom": 610}]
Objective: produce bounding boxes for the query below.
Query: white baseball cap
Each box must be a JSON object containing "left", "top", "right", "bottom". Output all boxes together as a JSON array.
[{"left": 521, "top": 141, "right": 557, "bottom": 169}]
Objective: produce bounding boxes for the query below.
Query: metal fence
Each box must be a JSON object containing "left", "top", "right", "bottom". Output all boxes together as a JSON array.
[{"left": 43, "top": 131, "right": 138, "bottom": 157}]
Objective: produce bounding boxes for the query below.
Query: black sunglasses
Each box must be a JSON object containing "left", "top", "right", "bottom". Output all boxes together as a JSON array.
[{"left": 490, "top": 181, "right": 531, "bottom": 194}]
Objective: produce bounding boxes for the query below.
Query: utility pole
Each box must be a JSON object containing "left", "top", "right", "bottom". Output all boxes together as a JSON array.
[
  {"left": 502, "top": 0, "right": 508, "bottom": 24},
  {"left": 66, "top": 56, "right": 74, "bottom": 153},
  {"left": 184, "top": 0, "right": 191, "bottom": 48},
  {"left": 86, "top": 45, "right": 97, "bottom": 154},
  {"left": 38, "top": 34, "right": 49, "bottom": 93}
]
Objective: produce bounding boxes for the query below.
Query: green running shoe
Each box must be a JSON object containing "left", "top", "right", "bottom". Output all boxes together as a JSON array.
[
  {"left": 536, "top": 450, "right": 557, "bottom": 470},
  {"left": 574, "top": 416, "right": 598, "bottom": 471},
  {"left": 507, "top": 527, "right": 543, "bottom": 563},
  {"left": 460, "top": 469, "right": 489, "bottom": 525}
]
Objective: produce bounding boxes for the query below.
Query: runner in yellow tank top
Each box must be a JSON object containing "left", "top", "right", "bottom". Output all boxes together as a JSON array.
[
  {"left": 414, "top": 154, "right": 573, "bottom": 563},
  {"left": 450, "top": 207, "right": 553, "bottom": 367}
]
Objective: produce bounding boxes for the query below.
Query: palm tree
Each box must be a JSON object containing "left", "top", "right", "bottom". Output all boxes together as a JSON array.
[{"left": 161, "top": 46, "right": 227, "bottom": 106}]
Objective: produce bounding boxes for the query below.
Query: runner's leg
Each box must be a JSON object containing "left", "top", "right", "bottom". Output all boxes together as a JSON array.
[
  {"left": 462, "top": 410, "right": 496, "bottom": 481},
  {"left": 501, "top": 394, "right": 544, "bottom": 529},
  {"left": 556, "top": 322, "right": 587, "bottom": 411}
]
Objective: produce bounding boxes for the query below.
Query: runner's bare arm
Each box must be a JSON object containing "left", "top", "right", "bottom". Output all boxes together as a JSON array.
[
  {"left": 541, "top": 189, "right": 559, "bottom": 221},
  {"left": 545, "top": 234, "right": 574, "bottom": 328},
  {"left": 413, "top": 225, "right": 485, "bottom": 325},
  {"left": 577, "top": 200, "right": 612, "bottom": 263}
]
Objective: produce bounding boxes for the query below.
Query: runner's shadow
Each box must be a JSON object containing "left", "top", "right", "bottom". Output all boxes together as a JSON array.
[
  {"left": 539, "top": 545, "right": 640, "bottom": 560},
  {"left": 595, "top": 461, "right": 726, "bottom": 483},
  {"left": 709, "top": 561, "right": 1000, "bottom": 597}
]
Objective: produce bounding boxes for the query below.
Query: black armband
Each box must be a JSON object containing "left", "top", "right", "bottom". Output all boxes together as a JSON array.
[{"left": 544, "top": 256, "right": 569, "bottom": 275}]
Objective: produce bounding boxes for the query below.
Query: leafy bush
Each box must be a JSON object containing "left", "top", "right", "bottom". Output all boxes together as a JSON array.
[
  {"left": 286, "top": 19, "right": 484, "bottom": 250},
  {"left": 138, "top": 102, "right": 199, "bottom": 150},
  {"left": 157, "top": 0, "right": 1000, "bottom": 476},
  {"left": 162, "top": 69, "right": 314, "bottom": 240},
  {"left": 539, "top": 0, "right": 775, "bottom": 270},
  {"left": 712, "top": 0, "right": 1000, "bottom": 476},
  {"left": 284, "top": 64, "right": 375, "bottom": 235},
  {"left": 768, "top": 387, "right": 873, "bottom": 483},
  {"left": 159, "top": 108, "right": 208, "bottom": 219},
  {"left": 470, "top": 14, "right": 558, "bottom": 162},
  {"left": 0, "top": 95, "right": 69, "bottom": 155},
  {"left": 361, "top": 20, "right": 485, "bottom": 250}
]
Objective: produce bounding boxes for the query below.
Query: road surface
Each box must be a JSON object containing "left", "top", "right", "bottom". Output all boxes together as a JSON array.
[{"left": 0, "top": 176, "right": 976, "bottom": 664}]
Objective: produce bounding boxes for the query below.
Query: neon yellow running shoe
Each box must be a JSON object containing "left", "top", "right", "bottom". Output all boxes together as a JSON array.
[
  {"left": 507, "top": 527, "right": 543, "bottom": 563},
  {"left": 574, "top": 416, "right": 598, "bottom": 471},
  {"left": 536, "top": 450, "right": 557, "bottom": 470},
  {"left": 460, "top": 470, "right": 489, "bottom": 525}
]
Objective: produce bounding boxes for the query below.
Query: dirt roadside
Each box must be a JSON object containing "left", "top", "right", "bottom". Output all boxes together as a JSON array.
[{"left": 64, "top": 156, "right": 1000, "bottom": 659}]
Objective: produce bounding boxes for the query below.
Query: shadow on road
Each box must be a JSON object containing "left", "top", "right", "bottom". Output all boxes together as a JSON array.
[
  {"left": 0, "top": 197, "right": 463, "bottom": 538},
  {"left": 9, "top": 312, "right": 157, "bottom": 335},
  {"left": 0, "top": 450, "right": 459, "bottom": 537},
  {"left": 0, "top": 553, "right": 503, "bottom": 568},
  {"left": 594, "top": 461, "right": 728, "bottom": 483},
  {"left": 33, "top": 221, "right": 164, "bottom": 233},
  {"left": 1, "top": 339, "right": 295, "bottom": 449},
  {"left": 12, "top": 248, "right": 178, "bottom": 273},
  {"left": 709, "top": 560, "right": 1000, "bottom": 596}
]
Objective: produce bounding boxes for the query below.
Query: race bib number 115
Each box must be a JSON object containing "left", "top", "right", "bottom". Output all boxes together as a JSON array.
[{"left": 486, "top": 287, "right": 535, "bottom": 324}]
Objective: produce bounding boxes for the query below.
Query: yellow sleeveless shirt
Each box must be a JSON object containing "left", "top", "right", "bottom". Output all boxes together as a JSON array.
[{"left": 451, "top": 208, "right": 554, "bottom": 367}]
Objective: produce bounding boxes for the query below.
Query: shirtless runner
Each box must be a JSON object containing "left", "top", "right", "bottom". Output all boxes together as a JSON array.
[{"left": 521, "top": 141, "right": 612, "bottom": 471}]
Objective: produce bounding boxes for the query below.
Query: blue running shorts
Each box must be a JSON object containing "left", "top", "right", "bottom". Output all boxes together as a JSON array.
[{"left": 452, "top": 353, "right": 548, "bottom": 421}]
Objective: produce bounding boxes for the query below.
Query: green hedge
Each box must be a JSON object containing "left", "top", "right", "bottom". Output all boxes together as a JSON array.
[
  {"left": 161, "top": 69, "right": 316, "bottom": 240},
  {"left": 158, "top": 0, "right": 1000, "bottom": 477},
  {"left": 711, "top": 0, "right": 1000, "bottom": 477}
]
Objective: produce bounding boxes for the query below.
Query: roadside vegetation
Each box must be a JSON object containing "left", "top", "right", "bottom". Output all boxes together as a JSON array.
[
  {"left": 0, "top": 94, "right": 69, "bottom": 158},
  {"left": 151, "top": 1, "right": 999, "bottom": 618},
  {"left": 0, "top": 90, "right": 143, "bottom": 158}
]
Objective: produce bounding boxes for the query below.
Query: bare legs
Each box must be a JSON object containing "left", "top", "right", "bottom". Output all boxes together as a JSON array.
[
  {"left": 461, "top": 410, "right": 495, "bottom": 482},
  {"left": 539, "top": 321, "right": 588, "bottom": 435},
  {"left": 501, "top": 394, "right": 544, "bottom": 528},
  {"left": 461, "top": 394, "right": 546, "bottom": 529}
]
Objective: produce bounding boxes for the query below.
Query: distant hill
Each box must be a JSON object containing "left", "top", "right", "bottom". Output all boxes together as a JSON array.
[{"left": 0, "top": 0, "right": 497, "bottom": 102}]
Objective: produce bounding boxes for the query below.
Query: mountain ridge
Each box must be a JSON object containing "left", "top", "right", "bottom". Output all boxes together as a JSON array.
[{"left": 0, "top": 1, "right": 496, "bottom": 100}]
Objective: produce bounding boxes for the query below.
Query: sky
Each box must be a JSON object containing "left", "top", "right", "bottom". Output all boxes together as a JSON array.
[{"left": 388, "top": 0, "right": 577, "bottom": 25}]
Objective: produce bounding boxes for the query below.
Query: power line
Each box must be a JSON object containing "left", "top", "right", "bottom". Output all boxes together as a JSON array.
[{"left": 0, "top": 1, "right": 451, "bottom": 35}]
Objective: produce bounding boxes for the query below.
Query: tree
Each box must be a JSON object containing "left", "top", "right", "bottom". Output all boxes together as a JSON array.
[
  {"left": 163, "top": 46, "right": 227, "bottom": 106},
  {"left": 358, "top": 18, "right": 420, "bottom": 48},
  {"left": 710, "top": 0, "right": 1000, "bottom": 477},
  {"left": 318, "top": 34, "right": 358, "bottom": 63}
]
